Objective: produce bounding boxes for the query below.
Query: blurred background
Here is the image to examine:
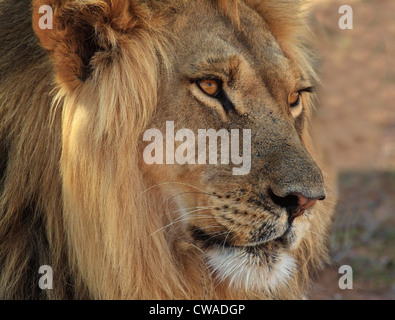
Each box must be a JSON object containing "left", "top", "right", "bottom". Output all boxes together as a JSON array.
[{"left": 307, "top": 0, "right": 395, "bottom": 299}]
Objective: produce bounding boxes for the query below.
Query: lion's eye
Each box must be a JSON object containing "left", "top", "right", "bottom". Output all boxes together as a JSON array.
[
  {"left": 197, "top": 79, "right": 221, "bottom": 97},
  {"left": 288, "top": 91, "right": 301, "bottom": 108}
]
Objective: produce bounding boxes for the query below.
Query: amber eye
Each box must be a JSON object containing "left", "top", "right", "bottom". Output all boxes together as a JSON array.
[
  {"left": 197, "top": 79, "right": 220, "bottom": 97},
  {"left": 288, "top": 91, "right": 301, "bottom": 107}
]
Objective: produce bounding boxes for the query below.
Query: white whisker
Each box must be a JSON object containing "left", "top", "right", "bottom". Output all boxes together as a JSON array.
[
  {"left": 150, "top": 206, "right": 216, "bottom": 236},
  {"left": 141, "top": 181, "right": 210, "bottom": 196}
]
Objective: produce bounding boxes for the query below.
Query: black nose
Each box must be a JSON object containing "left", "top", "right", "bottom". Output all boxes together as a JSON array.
[{"left": 269, "top": 190, "right": 325, "bottom": 222}]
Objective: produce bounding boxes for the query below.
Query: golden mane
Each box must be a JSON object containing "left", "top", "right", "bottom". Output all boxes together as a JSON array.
[{"left": 0, "top": 0, "right": 334, "bottom": 299}]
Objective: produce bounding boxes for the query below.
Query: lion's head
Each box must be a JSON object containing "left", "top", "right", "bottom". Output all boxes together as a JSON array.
[{"left": 0, "top": 0, "right": 335, "bottom": 299}]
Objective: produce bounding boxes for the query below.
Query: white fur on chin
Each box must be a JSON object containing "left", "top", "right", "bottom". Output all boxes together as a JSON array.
[{"left": 206, "top": 246, "right": 296, "bottom": 293}]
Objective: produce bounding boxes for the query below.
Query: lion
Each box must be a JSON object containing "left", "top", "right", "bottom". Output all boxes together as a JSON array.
[{"left": 0, "top": 0, "right": 335, "bottom": 299}]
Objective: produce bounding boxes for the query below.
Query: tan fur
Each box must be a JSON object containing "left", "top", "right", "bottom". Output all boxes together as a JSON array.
[{"left": 0, "top": 0, "right": 335, "bottom": 299}]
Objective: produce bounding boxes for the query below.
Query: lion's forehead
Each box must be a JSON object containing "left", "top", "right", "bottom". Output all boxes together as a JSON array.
[{"left": 168, "top": 3, "right": 298, "bottom": 103}]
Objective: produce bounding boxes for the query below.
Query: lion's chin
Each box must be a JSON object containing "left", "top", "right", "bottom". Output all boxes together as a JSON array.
[
  {"left": 205, "top": 243, "right": 297, "bottom": 293},
  {"left": 196, "top": 227, "right": 299, "bottom": 293}
]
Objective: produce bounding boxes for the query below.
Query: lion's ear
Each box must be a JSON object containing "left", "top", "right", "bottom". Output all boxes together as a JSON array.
[{"left": 32, "top": 0, "right": 148, "bottom": 87}]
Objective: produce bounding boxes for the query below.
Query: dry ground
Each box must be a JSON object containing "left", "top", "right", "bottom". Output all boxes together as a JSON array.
[{"left": 307, "top": 0, "right": 395, "bottom": 300}]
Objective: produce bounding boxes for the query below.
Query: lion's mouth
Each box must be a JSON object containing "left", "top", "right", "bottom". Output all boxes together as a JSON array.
[{"left": 191, "top": 225, "right": 294, "bottom": 251}]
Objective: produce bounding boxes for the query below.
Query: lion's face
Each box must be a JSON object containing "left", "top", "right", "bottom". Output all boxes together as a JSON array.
[{"left": 144, "top": 2, "right": 327, "bottom": 291}]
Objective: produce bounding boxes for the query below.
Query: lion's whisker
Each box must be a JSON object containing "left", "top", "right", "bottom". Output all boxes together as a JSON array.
[
  {"left": 150, "top": 207, "right": 216, "bottom": 236},
  {"left": 141, "top": 181, "right": 210, "bottom": 196},
  {"left": 166, "top": 205, "right": 217, "bottom": 215},
  {"left": 150, "top": 217, "right": 220, "bottom": 237},
  {"left": 222, "top": 227, "right": 234, "bottom": 252},
  {"left": 168, "top": 191, "right": 216, "bottom": 202},
  {"left": 200, "top": 231, "right": 232, "bottom": 249}
]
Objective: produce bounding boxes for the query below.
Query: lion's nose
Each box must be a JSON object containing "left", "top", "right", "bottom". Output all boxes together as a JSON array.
[{"left": 269, "top": 190, "right": 325, "bottom": 222}]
